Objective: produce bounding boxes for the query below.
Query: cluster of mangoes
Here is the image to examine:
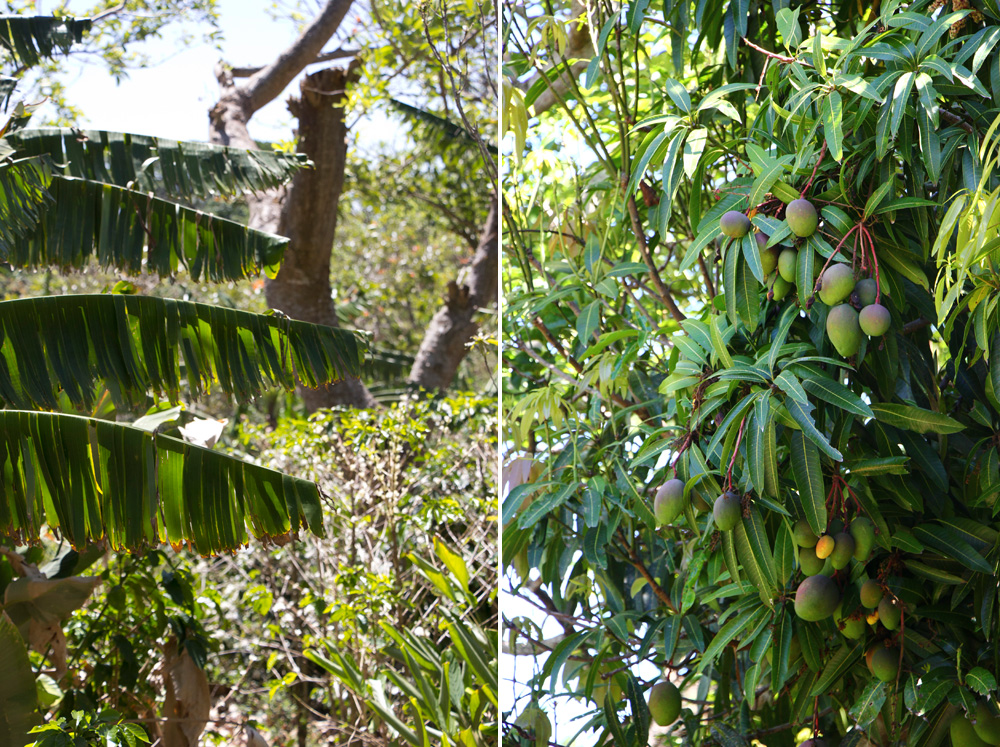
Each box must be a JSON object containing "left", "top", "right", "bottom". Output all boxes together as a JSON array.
[
  {"left": 719, "top": 200, "right": 891, "bottom": 358},
  {"left": 952, "top": 702, "right": 1000, "bottom": 746},
  {"left": 790, "top": 518, "right": 903, "bottom": 681},
  {"left": 647, "top": 479, "right": 1000, "bottom": 745}
]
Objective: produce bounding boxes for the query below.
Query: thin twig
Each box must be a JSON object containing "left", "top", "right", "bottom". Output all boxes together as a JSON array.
[{"left": 626, "top": 195, "right": 686, "bottom": 322}]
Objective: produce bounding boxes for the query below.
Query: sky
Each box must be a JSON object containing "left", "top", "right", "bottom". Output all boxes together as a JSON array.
[{"left": 32, "top": 0, "right": 399, "bottom": 147}]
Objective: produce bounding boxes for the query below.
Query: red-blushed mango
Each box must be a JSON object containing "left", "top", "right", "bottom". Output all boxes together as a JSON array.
[
  {"left": 713, "top": 491, "right": 742, "bottom": 531},
  {"left": 794, "top": 574, "right": 840, "bottom": 621},
  {"left": 786, "top": 198, "right": 818, "bottom": 237},
  {"left": 854, "top": 278, "right": 878, "bottom": 306},
  {"left": 721, "top": 210, "right": 751, "bottom": 238},
  {"left": 860, "top": 303, "right": 891, "bottom": 336}
]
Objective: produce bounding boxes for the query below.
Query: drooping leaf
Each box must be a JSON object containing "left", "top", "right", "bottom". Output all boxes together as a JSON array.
[
  {"left": 0, "top": 16, "right": 90, "bottom": 68},
  {"left": 7, "top": 127, "right": 310, "bottom": 199},
  {"left": 0, "top": 611, "right": 37, "bottom": 746},
  {"left": 0, "top": 294, "right": 367, "bottom": 410},
  {"left": 0, "top": 410, "right": 325, "bottom": 553},
  {"left": 5, "top": 176, "right": 288, "bottom": 281}
]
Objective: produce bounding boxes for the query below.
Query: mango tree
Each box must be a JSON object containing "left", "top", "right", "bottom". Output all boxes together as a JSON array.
[{"left": 503, "top": 0, "right": 1000, "bottom": 745}]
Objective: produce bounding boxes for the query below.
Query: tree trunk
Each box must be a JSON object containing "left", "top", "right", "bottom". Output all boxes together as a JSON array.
[
  {"left": 210, "top": 61, "right": 375, "bottom": 410},
  {"left": 265, "top": 64, "right": 376, "bottom": 409},
  {"left": 407, "top": 194, "right": 498, "bottom": 390}
]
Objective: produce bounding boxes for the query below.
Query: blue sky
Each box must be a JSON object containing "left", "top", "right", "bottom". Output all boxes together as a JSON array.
[{"left": 37, "top": 0, "right": 398, "bottom": 146}]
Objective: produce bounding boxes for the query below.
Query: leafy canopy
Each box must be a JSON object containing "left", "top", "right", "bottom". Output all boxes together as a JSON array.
[{"left": 503, "top": 0, "right": 1000, "bottom": 745}]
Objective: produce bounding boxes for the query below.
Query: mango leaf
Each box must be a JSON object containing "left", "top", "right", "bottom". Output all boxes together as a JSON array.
[
  {"left": 850, "top": 680, "right": 887, "bottom": 726},
  {"left": 869, "top": 403, "right": 965, "bottom": 434},
  {"left": 967, "top": 667, "right": 997, "bottom": 695},
  {"left": 811, "top": 642, "right": 863, "bottom": 696},
  {"left": 790, "top": 430, "right": 827, "bottom": 536},
  {"left": 913, "top": 525, "right": 994, "bottom": 574},
  {"left": 786, "top": 398, "right": 844, "bottom": 461}
]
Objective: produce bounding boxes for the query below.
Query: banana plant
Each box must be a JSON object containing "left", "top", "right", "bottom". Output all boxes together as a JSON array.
[{"left": 0, "top": 14, "right": 372, "bottom": 744}]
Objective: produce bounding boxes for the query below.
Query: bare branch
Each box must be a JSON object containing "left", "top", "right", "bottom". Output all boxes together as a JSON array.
[
  {"left": 230, "top": 47, "right": 360, "bottom": 78},
  {"left": 244, "top": 0, "right": 356, "bottom": 114}
]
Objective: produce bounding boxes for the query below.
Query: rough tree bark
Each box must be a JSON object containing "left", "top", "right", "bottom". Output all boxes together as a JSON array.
[
  {"left": 208, "top": 0, "right": 496, "bottom": 409},
  {"left": 208, "top": 0, "right": 376, "bottom": 408},
  {"left": 407, "top": 195, "right": 498, "bottom": 390}
]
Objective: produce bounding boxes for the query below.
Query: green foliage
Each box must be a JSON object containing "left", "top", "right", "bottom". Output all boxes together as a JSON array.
[
  {"left": 0, "top": 294, "right": 365, "bottom": 410},
  {"left": 28, "top": 709, "right": 149, "bottom": 747},
  {"left": 503, "top": 0, "right": 1000, "bottom": 744},
  {"left": 216, "top": 394, "right": 498, "bottom": 743}
]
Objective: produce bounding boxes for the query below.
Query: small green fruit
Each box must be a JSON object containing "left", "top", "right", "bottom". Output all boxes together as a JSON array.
[
  {"left": 648, "top": 680, "right": 682, "bottom": 726},
  {"left": 654, "top": 479, "right": 687, "bottom": 526},
  {"left": 815, "top": 535, "right": 835, "bottom": 559},
  {"left": 850, "top": 518, "right": 875, "bottom": 561},
  {"left": 854, "top": 278, "right": 878, "bottom": 306},
  {"left": 793, "top": 518, "right": 819, "bottom": 548},
  {"left": 713, "top": 492, "right": 742, "bottom": 531},
  {"left": 786, "top": 198, "right": 819, "bottom": 237},
  {"left": 830, "top": 532, "right": 856, "bottom": 570},
  {"left": 974, "top": 702, "right": 1000, "bottom": 745},
  {"left": 721, "top": 210, "right": 751, "bottom": 238},
  {"left": 761, "top": 245, "right": 780, "bottom": 277},
  {"left": 826, "top": 304, "right": 862, "bottom": 357},
  {"left": 953, "top": 715, "right": 991, "bottom": 747},
  {"left": 772, "top": 275, "right": 793, "bottom": 300},
  {"left": 799, "top": 545, "right": 826, "bottom": 576},
  {"left": 513, "top": 546, "right": 529, "bottom": 579},
  {"left": 860, "top": 580, "right": 883, "bottom": 609},
  {"left": 878, "top": 597, "right": 902, "bottom": 630},
  {"left": 869, "top": 643, "right": 899, "bottom": 682},
  {"left": 840, "top": 615, "right": 866, "bottom": 639},
  {"left": 778, "top": 248, "right": 798, "bottom": 282},
  {"left": 818, "top": 263, "right": 855, "bottom": 306},
  {"left": 859, "top": 303, "right": 891, "bottom": 336},
  {"left": 794, "top": 574, "right": 840, "bottom": 621}
]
